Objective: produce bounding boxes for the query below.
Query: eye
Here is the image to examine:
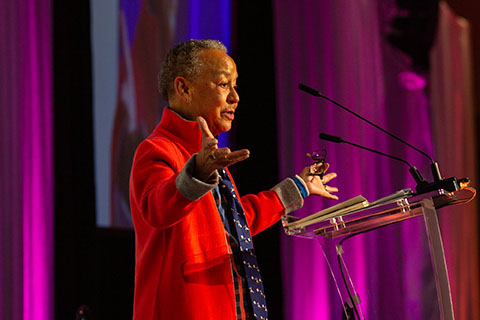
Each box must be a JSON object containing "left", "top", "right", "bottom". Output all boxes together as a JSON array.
[{"left": 220, "top": 82, "right": 228, "bottom": 88}]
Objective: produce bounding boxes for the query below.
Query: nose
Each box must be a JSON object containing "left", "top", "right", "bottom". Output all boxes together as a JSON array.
[{"left": 228, "top": 87, "right": 239, "bottom": 104}]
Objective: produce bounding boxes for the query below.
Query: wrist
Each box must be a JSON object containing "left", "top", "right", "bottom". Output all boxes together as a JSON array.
[{"left": 292, "top": 175, "right": 309, "bottom": 198}]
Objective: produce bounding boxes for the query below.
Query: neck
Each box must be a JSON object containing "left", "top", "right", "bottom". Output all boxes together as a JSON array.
[{"left": 169, "top": 102, "right": 195, "bottom": 121}]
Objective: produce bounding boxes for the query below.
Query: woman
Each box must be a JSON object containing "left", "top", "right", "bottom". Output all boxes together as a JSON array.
[{"left": 129, "top": 39, "right": 338, "bottom": 320}]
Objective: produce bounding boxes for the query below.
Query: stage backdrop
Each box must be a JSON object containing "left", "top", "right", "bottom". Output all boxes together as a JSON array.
[
  {"left": 91, "top": 0, "right": 232, "bottom": 228},
  {"left": 0, "top": 0, "right": 53, "bottom": 319},
  {"left": 274, "top": 0, "right": 478, "bottom": 319},
  {"left": 430, "top": 2, "right": 479, "bottom": 319}
]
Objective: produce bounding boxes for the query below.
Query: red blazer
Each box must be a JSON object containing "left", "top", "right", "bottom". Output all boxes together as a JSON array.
[{"left": 129, "top": 108, "right": 294, "bottom": 320}]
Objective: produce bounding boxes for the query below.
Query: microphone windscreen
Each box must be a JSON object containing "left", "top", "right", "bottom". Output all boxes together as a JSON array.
[
  {"left": 298, "top": 83, "right": 321, "bottom": 97},
  {"left": 319, "top": 133, "right": 343, "bottom": 143}
]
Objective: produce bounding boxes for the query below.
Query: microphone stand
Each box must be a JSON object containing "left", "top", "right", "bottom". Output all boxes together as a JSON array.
[
  {"left": 319, "top": 133, "right": 428, "bottom": 188},
  {"left": 300, "top": 83, "right": 467, "bottom": 195}
]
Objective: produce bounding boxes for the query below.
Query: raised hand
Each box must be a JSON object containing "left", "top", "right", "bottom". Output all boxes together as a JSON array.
[
  {"left": 194, "top": 117, "right": 250, "bottom": 181},
  {"left": 299, "top": 162, "right": 339, "bottom": 200}
]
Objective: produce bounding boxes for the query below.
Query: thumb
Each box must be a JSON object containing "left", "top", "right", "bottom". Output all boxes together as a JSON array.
[{"left": 197, "top": 116, "right": 214, "bottom": 139}]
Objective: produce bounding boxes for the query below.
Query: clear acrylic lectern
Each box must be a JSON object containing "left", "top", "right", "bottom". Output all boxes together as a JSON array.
[{"left": 282, "top": 187, "right": 476, "bottom": 320}]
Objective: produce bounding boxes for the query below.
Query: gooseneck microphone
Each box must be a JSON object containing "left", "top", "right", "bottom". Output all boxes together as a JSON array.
[
  {"left": 300, "top": 83, "right": 461, "bottom": 194},
  {"left": 300, "top": 84, "right": 430, "bottom": 161},
  {"left": 299, "top": 83, "right": 439, "bottom": 175},
  {"left": 319, "top": 133, "right": 428, "bottom": 188}
]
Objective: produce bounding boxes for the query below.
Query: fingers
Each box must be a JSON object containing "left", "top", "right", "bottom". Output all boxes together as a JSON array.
[
  {"left": 320, "top": 171, "right": 338, "bottom": 199},
  {"left": 317, "top": 179, "right": 339, "bottom": 200},
  {"left": 308, "top": 162, "right": 330, "bottom": 177},
  {"left": 324, "top": 185, "right": 338, "bottom": 193},
  {"left": 322, "top": 163, "right": 330, "bottom": 173},
  {"left": 324, "top": 185, "right": 339, "bottom": 195},
  {"left": 322, "top": 190, "right": 339, "bottom": 200},
  {"left": 211, "top": 148, "right": 250, "bottom": 166},
  {"left": 321, "top": 172, "right": 337, "bottom": 184},
  {"left": 299, "top": 162, "right": 339, "bottom": 200},
  {"left": 227, "top": 149, "right": 250, "bottom": 164},
  {"left": 203, "top": 138, "right": 218, "bottom": 151},
  {"left": 194, "top": 117, "right": 249, "bottom": 180},
  {"left": 211, "top": 147, "right": 230, "bottom": 159}
]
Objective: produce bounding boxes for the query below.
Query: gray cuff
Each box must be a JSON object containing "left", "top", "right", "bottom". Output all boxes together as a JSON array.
[
  {"left": 271, "top": 178, "right": 304, "bottom": 214},
  {"left": 176, "top": 155, "right": 219, "bottom": 201}
]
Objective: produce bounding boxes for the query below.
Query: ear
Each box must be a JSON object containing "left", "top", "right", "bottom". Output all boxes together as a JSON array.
[{"left": 173, "top": 76, "right": 192, "bottom": 103}]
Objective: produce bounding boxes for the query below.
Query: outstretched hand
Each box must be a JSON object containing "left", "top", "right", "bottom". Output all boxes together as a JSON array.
[
  {"left": 299, "top": 162, "right": 339, "bottom": 200},
  {"left": 194, "top": 117, "right": 250, "bottom": 181}
]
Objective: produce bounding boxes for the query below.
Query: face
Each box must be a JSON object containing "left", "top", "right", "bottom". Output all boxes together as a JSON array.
[{"left": 187, "top": 49, "right": 239, "bottom": 136}]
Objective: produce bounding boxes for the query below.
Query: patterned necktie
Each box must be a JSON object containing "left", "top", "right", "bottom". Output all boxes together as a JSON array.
[{"left": 218, "top": 168, "right": 268, "bottom": 320}]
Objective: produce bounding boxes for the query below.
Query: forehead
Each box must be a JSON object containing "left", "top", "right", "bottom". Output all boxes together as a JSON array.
[{"left": 197, "top": 49, "right": 237, "bottom": 77}]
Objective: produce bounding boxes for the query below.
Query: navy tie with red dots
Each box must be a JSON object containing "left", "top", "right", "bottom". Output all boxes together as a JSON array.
[{"left": 218, "top": 168, "right": 268, "bottom": 320}]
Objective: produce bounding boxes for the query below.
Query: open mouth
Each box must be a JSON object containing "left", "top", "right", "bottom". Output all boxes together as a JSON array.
[{"left": 222, "top": 110, "right": 235, "bottom": 121}]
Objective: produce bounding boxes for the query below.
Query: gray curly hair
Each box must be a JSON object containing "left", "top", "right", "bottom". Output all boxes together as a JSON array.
[{"left": 158, "top": 39, "right": 228, "bottom": 101}]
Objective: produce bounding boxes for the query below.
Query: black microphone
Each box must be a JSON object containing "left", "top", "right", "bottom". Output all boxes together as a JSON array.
[
  {"left": 301, "top": 83, "right": 461, "bottom": 193},
  {"left": 319, "top": 133, "right": 428, "bottom": 188}
]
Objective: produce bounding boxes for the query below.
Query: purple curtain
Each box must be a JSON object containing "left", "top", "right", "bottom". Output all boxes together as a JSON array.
[
  {"left": 0, "top": 0, "right": 53, "bottom": 319},
  {"left": 274, "top": 0, "right": 461, "bottom": 319},
  {"left": 430, "top": 2, "right": 480, "bottom": 318}
]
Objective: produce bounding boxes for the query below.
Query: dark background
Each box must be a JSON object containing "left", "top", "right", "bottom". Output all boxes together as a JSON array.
[{"left": 53, "top": 0, "right": 480, "bottom": 319}]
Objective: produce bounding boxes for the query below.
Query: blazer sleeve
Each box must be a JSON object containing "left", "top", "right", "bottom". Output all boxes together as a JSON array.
[
  {"left": 129, "top": 138, "right": 216, "bottom": 229},
  {"left": 232, "top": 173, "right": 304, "bottom": 236}
]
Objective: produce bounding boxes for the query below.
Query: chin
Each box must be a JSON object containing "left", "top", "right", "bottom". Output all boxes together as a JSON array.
[
  {"left": 221, "top": 125, "right": 232, "bottom": 134},
  {"left": 214, "top": 123, "right": 232, "bottom": 135}
]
